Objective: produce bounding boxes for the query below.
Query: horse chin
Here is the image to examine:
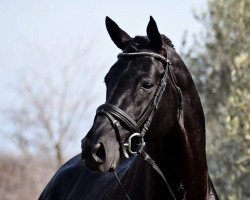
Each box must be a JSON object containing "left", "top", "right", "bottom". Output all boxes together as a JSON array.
[
  {"left": 103, "top": 153, "right": 121, "bottom": 172},
  {"left": 108, "top": 155, "right": 120, "bottom": 172},
  {"left": 84, "top": 160, "right": 109, "bottom": 173}
]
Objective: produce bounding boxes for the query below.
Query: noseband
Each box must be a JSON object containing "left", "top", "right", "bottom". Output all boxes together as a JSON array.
[{"left": 95, "top": 52, "right": 182, "bottom": 200}]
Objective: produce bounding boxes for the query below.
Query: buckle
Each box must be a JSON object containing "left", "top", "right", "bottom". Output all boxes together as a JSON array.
[{"left": 123, "top": 133, "right": 145, "bottom": 156}]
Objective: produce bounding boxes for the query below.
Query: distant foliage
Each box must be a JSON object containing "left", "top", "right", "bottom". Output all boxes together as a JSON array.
[{"left": 182, "top": 0, "right": 250, "bottom": 199}]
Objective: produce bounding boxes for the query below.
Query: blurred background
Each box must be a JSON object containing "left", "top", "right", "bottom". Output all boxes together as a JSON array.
[{"left": 0, "top": 0, "right": 249, "bottom": 199}]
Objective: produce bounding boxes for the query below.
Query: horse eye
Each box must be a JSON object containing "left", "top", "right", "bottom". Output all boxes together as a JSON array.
[{"left": 141, "top": 82, "right": 154, "bottom": 90}]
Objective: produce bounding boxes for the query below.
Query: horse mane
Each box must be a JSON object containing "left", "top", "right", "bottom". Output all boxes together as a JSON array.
[
  {"left": 161, "top": 34, "right": 175, "bottom": 49},
  {"left": 125, "top": 34, "right": 175, "bottom": 52}
]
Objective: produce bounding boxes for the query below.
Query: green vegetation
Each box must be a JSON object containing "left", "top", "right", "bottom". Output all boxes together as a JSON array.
[{"left": 182, "top": 0, "right": 250, "bottom": 199}]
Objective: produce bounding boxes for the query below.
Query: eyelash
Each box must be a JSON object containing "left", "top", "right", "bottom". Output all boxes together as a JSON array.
[{"left": 141, "top": 82, "right": 154, "bottom": 90}]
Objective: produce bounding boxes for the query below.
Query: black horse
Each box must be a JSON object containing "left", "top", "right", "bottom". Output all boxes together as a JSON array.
[{"left": 39, "top": 16, "right": 219, "bottom": 200}]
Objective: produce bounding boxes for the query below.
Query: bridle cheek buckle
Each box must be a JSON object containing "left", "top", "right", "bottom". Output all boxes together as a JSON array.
[{"left": 123, "top": 133, "right": 145, "bottom": 158}]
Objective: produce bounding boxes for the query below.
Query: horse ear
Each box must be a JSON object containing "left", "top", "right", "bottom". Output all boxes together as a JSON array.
[
  {"left": 146, "top": 16, "right": 162, "bottom": 52},
  {"left": 105, "top": 16, "right": 132, "bottom": 50}
]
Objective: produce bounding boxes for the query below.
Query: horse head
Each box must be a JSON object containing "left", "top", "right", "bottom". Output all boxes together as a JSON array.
[{"left": 81, "top": 16, "right": 184, "bottom": 173}]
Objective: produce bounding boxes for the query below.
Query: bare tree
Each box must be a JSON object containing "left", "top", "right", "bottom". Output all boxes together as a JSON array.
[{"left": 4, "top": 40, "right": 102, "bottom": 167}]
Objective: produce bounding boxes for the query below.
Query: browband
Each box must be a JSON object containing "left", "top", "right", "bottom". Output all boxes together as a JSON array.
[{"left": 118, "top": 52, "right": 170, "bottom": 65}]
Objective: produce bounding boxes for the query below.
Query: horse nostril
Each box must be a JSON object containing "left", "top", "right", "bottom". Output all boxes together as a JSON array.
[{"left": 92, "top": 142, "right": 106, "bottom": 163}]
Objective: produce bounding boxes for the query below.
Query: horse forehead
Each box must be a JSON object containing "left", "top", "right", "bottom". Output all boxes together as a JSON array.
[
  {"left": 110, "top": 56, "right": 161, "bottom": 79},
  {"left": 135, "top": 56, "right": 162, "bottom": 73},
  {"left": 105, "top": 56, "right": 159, "bottom": 102}
]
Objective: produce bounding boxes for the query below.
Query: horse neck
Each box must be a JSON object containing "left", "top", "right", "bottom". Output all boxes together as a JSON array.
[
  {"left": 143, "top": 129, "right": 184, "bottom": 199},
  {"left": 171, "top": 51, "right": 210, "bottom": 199},
  {"left": 177, "top": 83, "right": 210, "bottom": 199},
  {"left": 143, "top": 80, "right": 210, "bottom": 199}
]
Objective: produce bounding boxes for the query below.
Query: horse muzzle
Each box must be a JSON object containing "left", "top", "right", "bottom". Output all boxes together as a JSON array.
[{"left": 81, "top": 129, "right": 121, "bottom": 173}]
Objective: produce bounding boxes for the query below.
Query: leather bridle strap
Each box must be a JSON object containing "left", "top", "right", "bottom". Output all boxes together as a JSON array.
[
  {"left": 97, "top": 104, "right": 140, "bottom": 133},
  {"left": 139, "top": 62, "right": 169, "bottom": 137},
  {"left": 113, "top": 149, "right": 177, "bottom": 200},
  {"left": 138, "top": 149, "right": 177, "bottom": 200},
  {"left": 118, "top": 52, "right": 169, "bottom": 62},
  {"left": 113, "top": 171, "right": 131, "bottom": 200},
  {"left": 117, "top": 51, "right": 173, "bottom": 128}
]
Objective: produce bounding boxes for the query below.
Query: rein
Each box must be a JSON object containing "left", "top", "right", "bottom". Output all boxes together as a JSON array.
[{"left": 96, "top": 52, "right": 182, "bottom": 200}]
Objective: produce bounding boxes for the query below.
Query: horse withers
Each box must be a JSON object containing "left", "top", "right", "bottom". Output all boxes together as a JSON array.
[{"left": 39, "top": 16, "right": 219, "bottom": 200}]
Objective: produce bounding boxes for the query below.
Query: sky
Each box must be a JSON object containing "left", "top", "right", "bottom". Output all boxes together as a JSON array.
[{"left": 0, "top": 0, "right": 207, "bottom": 156}]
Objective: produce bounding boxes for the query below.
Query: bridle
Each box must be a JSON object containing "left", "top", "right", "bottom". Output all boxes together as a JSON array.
[
  {"left": 95, "top": 51, "right": 183, "bottom": 200},
  {"left": 97, "top": 52, "right": 183, "bottom": 157}
]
